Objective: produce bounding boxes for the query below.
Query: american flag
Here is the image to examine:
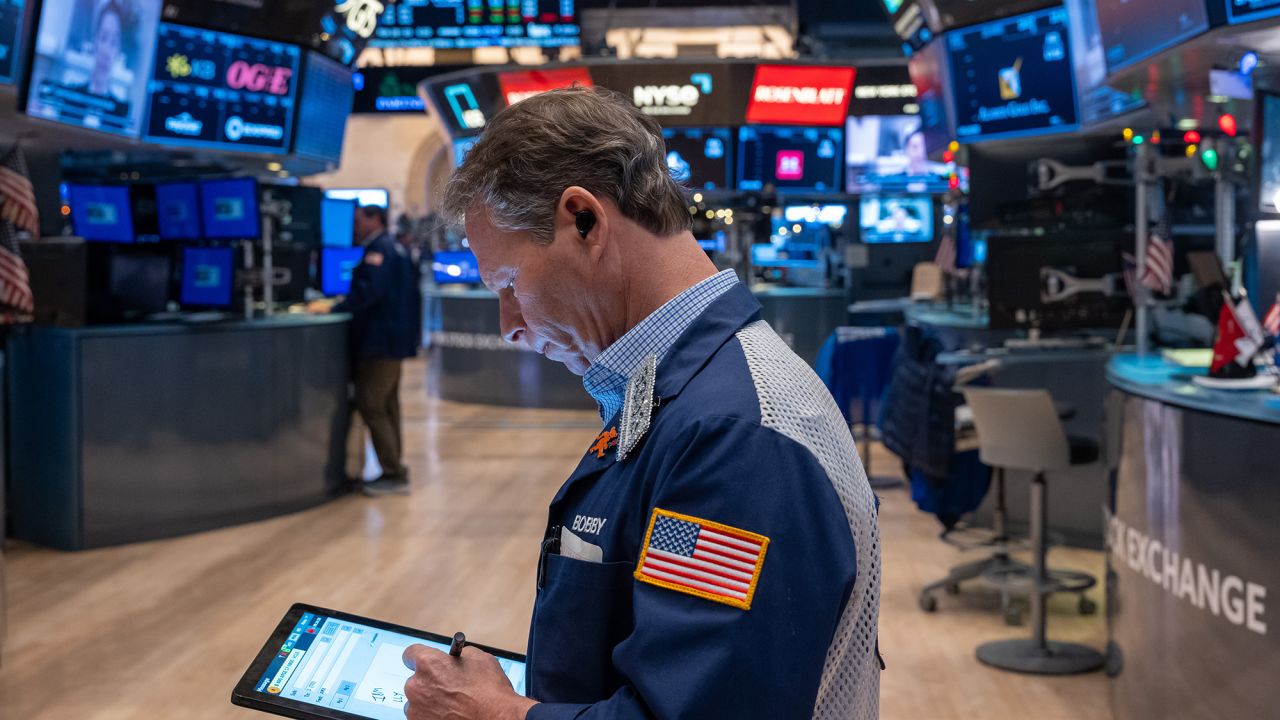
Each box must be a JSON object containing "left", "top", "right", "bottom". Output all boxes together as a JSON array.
[
  {"left": 0, "top": 146, "right": 36, "bottom": 318},
  {"left": 634, "top": 509, "right": 768, "bottom": 611},
  {"left": 1121, "top": 252, "right": 1138, "bottom": 299},
  {"left": 933, "top": 229, "right": 956, "bottom": 273},
  {"left": 1142, "top": 215, "right": 1175, "bottom": 296},
  {"left": 1264, "top": 295, "right": 1280, "bottom": 336}
]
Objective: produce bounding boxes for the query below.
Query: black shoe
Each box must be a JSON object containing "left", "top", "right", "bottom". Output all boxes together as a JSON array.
[{"left": 361, "top": 475, "right": 410, "bottom": 496}]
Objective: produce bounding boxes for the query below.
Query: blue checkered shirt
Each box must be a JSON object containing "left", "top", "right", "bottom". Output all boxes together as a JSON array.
[{"left": 584, "top": 269, "right": 739, "bottom": 423}]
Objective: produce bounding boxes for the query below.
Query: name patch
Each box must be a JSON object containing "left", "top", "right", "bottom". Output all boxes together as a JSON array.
[{"left": 571, "top": 515, "right": 608, "bottom": 535}]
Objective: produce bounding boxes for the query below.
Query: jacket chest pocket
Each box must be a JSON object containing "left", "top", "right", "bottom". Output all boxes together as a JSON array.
[{"left": 528, "top": 554, "right": 635, "bottom": 704}]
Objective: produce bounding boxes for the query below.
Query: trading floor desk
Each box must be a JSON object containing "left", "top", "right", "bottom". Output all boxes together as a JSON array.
[
  {"left": 1106, "top": 356, "right": 1280, "bottom": 719},
  {"left": 7, "top": 315, "right": 351, "bottom": 550}
]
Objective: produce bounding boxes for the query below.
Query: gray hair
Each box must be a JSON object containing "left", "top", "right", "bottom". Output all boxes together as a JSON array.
[{"left": 441, "top": 85, "right": 692, "bottom": 244}]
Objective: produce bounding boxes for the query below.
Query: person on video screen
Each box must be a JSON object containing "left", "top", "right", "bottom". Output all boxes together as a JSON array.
[{"left": 876, "top": 202, "right": 922, "bottom": 236}]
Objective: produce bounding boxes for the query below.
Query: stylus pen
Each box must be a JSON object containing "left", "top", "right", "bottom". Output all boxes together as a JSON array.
[{"left": 449, "top": 631, "right": 468, "bottom": 657}]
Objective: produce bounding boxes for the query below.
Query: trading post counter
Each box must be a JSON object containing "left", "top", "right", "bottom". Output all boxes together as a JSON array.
[
  {"left": 7, "top": 314, "right": 352, "bottom": 550},
  {"left": 1106, "top": 355, "right": 1280, "bottom": 719}
]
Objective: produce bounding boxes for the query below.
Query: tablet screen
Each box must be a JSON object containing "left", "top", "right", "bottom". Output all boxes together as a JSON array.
[{"left": 251, "top": 611, "right": 526, "bottom": 718}]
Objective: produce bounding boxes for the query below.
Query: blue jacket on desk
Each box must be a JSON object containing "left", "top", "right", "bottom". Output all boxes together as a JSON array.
[
  {"left": 334, "top": 231, "right": 421, "bottom": 359},
  {"left": 526, "top": 284, "right": 881, "bottom": 720}
]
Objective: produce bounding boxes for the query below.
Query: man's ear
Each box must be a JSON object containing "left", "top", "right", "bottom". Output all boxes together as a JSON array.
[{"left": 556, "top": 186, "right": 608, "bottom": 257}]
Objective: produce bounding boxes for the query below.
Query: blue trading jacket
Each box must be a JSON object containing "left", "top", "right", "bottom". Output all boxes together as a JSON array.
[
  {"left": 334, "top": 231, "right": 422, "bottom": 359},
  {"left": 525, "top": 284, "right": 882, "bottom": 720}
]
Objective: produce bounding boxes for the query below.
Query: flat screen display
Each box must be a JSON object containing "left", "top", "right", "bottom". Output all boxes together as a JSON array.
[
  {"left": 746, "top": 65, "right": 856, "bottom": 127},
  {"left": 321, "top": 246, "right": 364, "bottom": 296},
  {"left": 294, "top": 51, "right": 354, "bottom": 163},
  {"left": 25, "top": 0, "right": 161, "bottom": 137},
  {"left": 845, "top": 115, "right": 952, "bottom": 193},
  {"left": 1258, "top": 93, "right": 1280, "bottom": 214},
  {"left": 947, "top": 7, "right": 1079, "bottom": 143},
  {"left": 590, "top": 63, "right": 740, "bottom": 127},
  {"left": 143, "top": 23, "right": 300, "bottom": 153},
  {"left": 1228, "top": 0, "right": 1280, "bottom": 23},
  {"left": 860, "top": 195, "right": 934, "bottom": 243},
  {"left": 737, "top": 126, "right": 843, "bottom": 193},
  {"left": 155, "top": 182, "right": 201, "bottom": 240},
  {"left": 325, "top": 188, "right": 389, "bottom": 208},
  {"left": 930, "top": 0, "right": 1060, "bottom": 31},
  {"left": 371, "top": 0, "right": 579, "bottom": 49},
  {"left": 200, "top": 178, "right": 259, "bottom": 239},
  {"left": 662, "top": 127, "right": 732, "bottom": 191},
  {"left": 907, "top": 39, "right": 953, "bottom": 155},
  {"left": 321, "top": 197, "right": 356, "bottom": 248},
  {"left": 69, "top": 184, "right": 134, "bottom": 242},
  {"left": 432, "top": 249, "right": 481, "bottom": 284},
  {"left": 497, "top": 66, "right": 591, "bottom": 106},
  {"left": 1064, "top": 0, "right": 1145, "bottom": 127},
  {"left": 180, "top": 246, "right": 235, "bottom": 307},
  {"left": 0, "top": 0, "right": 25, "bottom": 84},
  {"left": 1095, "top": 0, "right": 1209, "bottom": 72}
]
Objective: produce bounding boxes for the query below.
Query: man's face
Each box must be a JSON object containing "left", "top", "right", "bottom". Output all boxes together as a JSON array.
[
  {"left": 354, "top": 210, "right": 378, "bottom": 242},
  {"left": 466, "top": 210, "right": 611, "bottom": 376}
]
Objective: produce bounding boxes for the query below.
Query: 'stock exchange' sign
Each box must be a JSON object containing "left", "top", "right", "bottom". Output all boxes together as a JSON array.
[
  {"left": 144, "top": 24, "right": 300, "bottom": 153},
  {"left": 591, "top": 64, "right": 734, "bottom": 127}
]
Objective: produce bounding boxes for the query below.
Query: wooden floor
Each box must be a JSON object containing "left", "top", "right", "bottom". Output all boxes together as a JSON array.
[{"left": 0, "top": 359, "right": 1111, "bottom": 719}]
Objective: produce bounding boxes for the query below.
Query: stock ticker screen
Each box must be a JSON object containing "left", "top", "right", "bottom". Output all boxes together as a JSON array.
[
  {"left": 143, "top": 24, "right": 300, "bottom": 153},
  {"left": 371, "top": 0, "right": 579, "bottom": 49}
]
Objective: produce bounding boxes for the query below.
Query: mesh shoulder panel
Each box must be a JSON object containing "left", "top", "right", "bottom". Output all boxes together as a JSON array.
[{"left": 734, "top": 321, "right": 881, "bottom": 720}]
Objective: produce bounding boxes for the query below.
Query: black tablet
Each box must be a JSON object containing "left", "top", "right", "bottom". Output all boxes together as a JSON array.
[{"left": 232, "top": 603, "right": 527, "bottom": 720}]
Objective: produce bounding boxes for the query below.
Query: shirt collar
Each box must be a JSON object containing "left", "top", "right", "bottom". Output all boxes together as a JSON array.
[{"left": 583, "top": 269, "right": 739, "bottom": 422}]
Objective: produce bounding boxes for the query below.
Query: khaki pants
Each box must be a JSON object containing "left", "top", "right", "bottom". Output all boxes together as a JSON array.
[{"left": 354, "top": 357, "right": 405, "bottom": 479}]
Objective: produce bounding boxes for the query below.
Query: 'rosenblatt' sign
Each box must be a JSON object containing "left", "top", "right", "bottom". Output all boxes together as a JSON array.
[
  {"left": 498, "top": 68, "right": 593, "bottom": 107},
  {"left": 746, "top": 65, "right": 856, "bottom": 127}
]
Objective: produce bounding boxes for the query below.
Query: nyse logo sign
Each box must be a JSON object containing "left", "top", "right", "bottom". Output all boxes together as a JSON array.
[
  {"left": 632, "top": 72, "right": 713, "bottom": 117},
  {"left": 226, "top": 61, "right": 293, "bottom": 96},
  {"left": 335, "top": 0, "right": 384, "bottom": 39}
]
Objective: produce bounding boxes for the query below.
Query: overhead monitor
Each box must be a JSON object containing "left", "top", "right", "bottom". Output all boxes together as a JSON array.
[
  {"left": 180, "top": 246, "right": 236, "bottom": 307},
  {"left": 1095, "top": 0, "right": 1210, "bottom": 72},
  {"left": 324, "top": 187, "right": 389, "bottom": 208},
  {"left": 845, "top": 115, "right": 952, "bottom": 193},
  {"left": 1228, "top": 0, "right": 1280, "bottom": 24},
  {"left": 321, "top": 197, "right": 356, "bottom": 248},
  {"left": 0, "top": 0, "right": 26, "bottom": 84},
  {"left": 662, "top": 127, "right": 733, "bottom": 192},
  {"left": 859, "top": 195, "right": 934, "bottom": 244},
  {"left": 200, "top": 178, "right": 260, "bottom": 239},
  {"left": 746, "top": 65, "right": 856, "bottom": 127},
  {"left": 432, "top": 249, "right": 481, "bottom": 284},
  {"left": 497, "top": 66, "right": 591, "bottom": 106},
  {"left": 143, "top": 23, "right": 300, "bottom": 153},
  {"left": 321, "top": 246, "right": 363, "bottom": 296},
  {"left": 737, "top": 126, "right": 843, "bottom": 194},
  {"left": 68, "top": 184, "right": 134, "bottom": 243},
  {"left": 154, "top": 182, "right": 201, "bottom": 240},
  {"left": 769, "top": 204, "right": 848, "bottom": 256},
  {"left": 1064, "top": 0, "right": 1146, "bottom": 127},
  {"left": 929, "top": 0, "right": 1060, "bottom": 31},
  {"left": 158, "top": 0, "right": 331, "bottom": 50},
  {"left": 293, "top": 51, "right": 354, "bottom": 164},
  {"left": 1258, "top": 91, "right": 1280, "bottom": 214},
  {"left": 370, "top": 0, "right": 580, "bottom": 49},
  {"left": 946, "top": 7, "right": 1080, "bottom": 143},
  {"left": 24, "top": 0, "right": 161, "bottom": 137},
  {"left": 423, "top": 74, "right": 501, "bottom": 136},
  {"left": 907, "top": 39, "right": 954, "bottom": 155}
]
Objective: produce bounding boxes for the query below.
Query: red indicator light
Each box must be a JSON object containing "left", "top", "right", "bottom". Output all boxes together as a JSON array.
[
  {"left": 948, "top": 175, "right": 960, "bottom": 191},
  {"left": 1218, "top": 114, "right": 1238, "bottom": 137},
  {"left": 1183, "top": 130, "right": 1201, "bottom": 144},
  {"left": 942, "top": 149, "right": 954, "bottom": 163}
]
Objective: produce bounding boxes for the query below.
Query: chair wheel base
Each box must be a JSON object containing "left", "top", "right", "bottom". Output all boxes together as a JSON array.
[{"left": 976, "top": 639, "right": 1105, "bottom": 675}]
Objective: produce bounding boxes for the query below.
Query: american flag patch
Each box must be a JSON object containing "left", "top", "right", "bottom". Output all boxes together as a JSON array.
[{"left": 634, "top": 508, "right": 769, "bottom": 610}]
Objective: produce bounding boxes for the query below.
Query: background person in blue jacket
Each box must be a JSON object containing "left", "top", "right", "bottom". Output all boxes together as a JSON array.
[
  {"left": 399, "top": 87, "right": 881, "bottom": 719},
  {"left": 326, "top": 204, "right": 422, "bottom": 496}
]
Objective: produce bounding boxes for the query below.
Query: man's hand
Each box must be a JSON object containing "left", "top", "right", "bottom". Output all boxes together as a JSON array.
[
  {"left": 306, "top": 299, "right": 335, "bottom": 314},
  {"left": 401, "top": 644, "right": 537, "bottom": 720}
]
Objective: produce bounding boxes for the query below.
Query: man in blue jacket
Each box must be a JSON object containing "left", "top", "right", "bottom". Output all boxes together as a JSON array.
[
  {"left": 400, "top": 87, "right": 881, "bottom": 719},
  {"left": 334, "top": 205, "right": 421, "bottom": 496}
]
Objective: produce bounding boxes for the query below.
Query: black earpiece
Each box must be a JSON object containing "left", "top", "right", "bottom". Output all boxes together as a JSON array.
[{"left": 575, "top": 210, "right": 596, "bottom": 239}]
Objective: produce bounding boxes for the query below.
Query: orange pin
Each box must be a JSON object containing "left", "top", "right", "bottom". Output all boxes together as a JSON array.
[{"left": 589, "top": 427, "right": 618, "bottom": 459}]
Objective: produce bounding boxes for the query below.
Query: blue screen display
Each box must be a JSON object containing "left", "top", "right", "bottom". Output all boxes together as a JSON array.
[
  {"left": 371, "top": 0, "right": 579, "bottom": 49},
  {"left": 322, "top": 198, "right": 357, "bottom": 248},
  {"left": 431, "top": 249, "right": 481, "bottom": 284},
  {"left": 1064, "top": 0, "right": 1145, "bottom": 127},
  {"left": 325, "top": 188, "right": 389, "bottom": 208},
  {"left": 453, "top": 137, "right": 479, "bottom": 167},
  {"left": 322, "top": 247, "right": 364, "bottom": 296},
  {"left": 1095, "top": 0, "right": 1209, "bottom": 72},
  {"left": 662, "top": 127, "right": 732, "bottom": 191},
  {"left": 181, "top": 246, "right": 235, "bottom": 307},
  {"left": 200, "top": 178, "right": 259, "bottom": 239},
  {"left": 144, "top": 23, "right": 300, "bottom": 153},
  {"left": 155, "top": 182, "right": 202, "bottom": 240},
  {"left": 946, "top": 7, "right": 1079, "bottom": 143},
  {"left": 1228, "top": 0, "right": 1280, "bottom": 23},
  {"left": 860, "top": 195, "right": 933, "bottom": 244},
  {"left": 0, "top": 0, "right": 24, "bottom": 84},
  {"left": 907, "top": 40, "right": 953, "bottom": 155},
  {"left": 737, "top": 126, "right": 843, "bottom": 193},
  {"left": 294, "top": 51, "right": 354, "bottom": 163},
  {"left": 69, "top": 185, "right": 134, "bottom": 243}
]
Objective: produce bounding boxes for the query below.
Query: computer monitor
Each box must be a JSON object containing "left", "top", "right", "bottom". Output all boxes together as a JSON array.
[
  {"left": 321, "top": 247, "right": 363, "bottom": 296},
  {"left": 154, "top": 183, "right": 202, "bottom": 240},
  {"left": 1258, "top": 91, "right": 1280, "bottom": 215},
  {"left": 321, "top": 197, "right": 357, "bottom": 248},
  {"left": 68, "top": 185, "right": 135, "bottom": 243},
  {"left": 324, "top": 188, "right": 389, "bottom": 208},
  {"left": 180, "top": 246, "right": 236, "bottom": 308},
  {"left": 431, "top": 250, "right": 482, "bottom": 284},
  {"left": 737, "top": 126, "right": 843, "bottom": 193},
  {"left": 845, "top": 116, "right": 951, "bottom": 193},
  {"left": 662, "top": 127, "right": 733, "bottom": 192},
  {"left": 87, "top": 245, "right": 173, "bottom": 321},
  {"left": 293, "top": 51, "right": 354, "bottom": 164},
  {"left": 985, "top": 232, "right": 1128, "bottom": 330},
  {"left": 200, "top": 178, "right": 260, "bottom": 239},
  {"left": 859, "top": 195, "right": 934, "bottom": 244},
  {"left": 269, "top": 243, "right": 314, "bottom": 303}
]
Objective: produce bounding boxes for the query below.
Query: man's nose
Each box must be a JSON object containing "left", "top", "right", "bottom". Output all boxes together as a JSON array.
[{"left": 499, "top": 293, "right": 528, "bottom": 346}]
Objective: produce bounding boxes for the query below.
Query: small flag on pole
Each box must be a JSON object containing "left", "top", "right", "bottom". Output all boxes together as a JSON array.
[
  {"left": 1141, "top": 215, "right": 1175, "bottom": 296},
  {"left": 0, "top": 145, "right": 36, "bottom": 319},
  {"left": 1263, "top": 294, "right": 1280, "bottom": 336}
]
